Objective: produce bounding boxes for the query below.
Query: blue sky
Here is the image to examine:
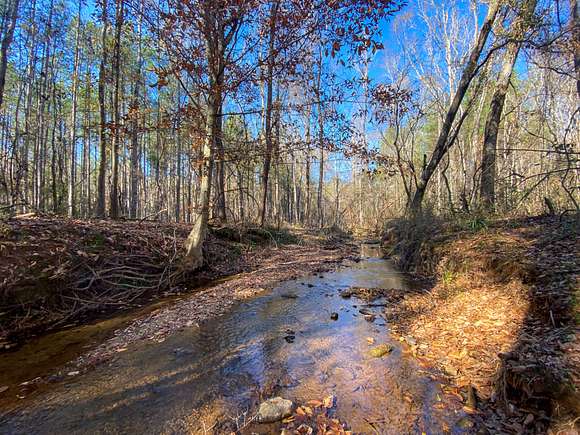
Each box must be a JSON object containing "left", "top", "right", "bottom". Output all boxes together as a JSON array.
[{"left": 67, "top": 0, "right": 499, "bottom": 183}]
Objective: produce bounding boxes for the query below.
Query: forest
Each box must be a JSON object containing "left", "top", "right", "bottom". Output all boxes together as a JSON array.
[{"left": 0, "top": 0, "right": 578, "bottom": 434}]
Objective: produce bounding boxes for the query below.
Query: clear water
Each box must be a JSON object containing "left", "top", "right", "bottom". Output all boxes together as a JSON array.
[{"left": 1, "top": 254, "right": 466, "bottom": 434}]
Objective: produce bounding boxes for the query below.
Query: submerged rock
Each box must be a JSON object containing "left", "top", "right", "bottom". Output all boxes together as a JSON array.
[
  {"left": 339, "top": 289, "right": 352, "bottom": 298},
  {"left": 369, "top": 344, "right": 393, "bottom": 358},
  {"left": 280, "top": 292, "right": 298, "bottom": 299},
  {"left": 256, "top": 397, "right": 294, "bottom": 423},
  {"left": 364, "top": 314, "right": 376, "bottom": 322},
  {"left": 330, "top": 312, "right": 339, "bottom": 320},
  {"left": 455, "top": 416, "right": 474, "bottom": 429}
]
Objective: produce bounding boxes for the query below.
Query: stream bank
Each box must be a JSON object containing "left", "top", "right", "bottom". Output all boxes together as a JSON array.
[
  {"left": 1, "top": 250, "right": 471, "bottom": 434},
  {"left": 0, "top": 216, "right": 349, "bottom": 345},
  {"left": 382, "top": 214, "right": 579, "bottom": 434},
  {"left": 0, "top": 220, "right": 355, "bottom": 413}
]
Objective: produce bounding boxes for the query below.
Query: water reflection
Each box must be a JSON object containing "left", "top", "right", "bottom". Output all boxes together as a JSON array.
[{"left": 1, "top": 259, "right": 462, "bottom": 434}]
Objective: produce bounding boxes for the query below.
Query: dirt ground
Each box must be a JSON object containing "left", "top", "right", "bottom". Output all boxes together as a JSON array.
[
  {"left": 0, "top": 215, "right": 354, "bottom": 346},
  {"left": 383, "top": 215, "right": 579, "bottom": 434}
]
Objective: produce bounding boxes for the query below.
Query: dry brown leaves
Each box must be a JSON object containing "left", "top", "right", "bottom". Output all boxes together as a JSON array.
[
  {"left": 385, "top": 216, "right": 579, "bottom": 433},
  {"left": 280, "top": 395, "right": 352, "bottom": 435}
]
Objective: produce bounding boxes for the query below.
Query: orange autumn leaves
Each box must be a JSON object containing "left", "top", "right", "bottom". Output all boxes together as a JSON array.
[{"left": 280, "top": 395, "right": 352, "bottom": 435}]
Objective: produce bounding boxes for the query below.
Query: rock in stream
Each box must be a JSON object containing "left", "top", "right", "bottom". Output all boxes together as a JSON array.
[{"left": 256, "top": 397, "right": 294, "bottom": 423}]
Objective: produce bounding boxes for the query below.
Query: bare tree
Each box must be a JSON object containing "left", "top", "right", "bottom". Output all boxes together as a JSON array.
[
  {"left": 409, "top": 0, "right": 502, "bottom": 215},
  {"left": 480, "top": 0, "right": 538, "bottom": 210}
]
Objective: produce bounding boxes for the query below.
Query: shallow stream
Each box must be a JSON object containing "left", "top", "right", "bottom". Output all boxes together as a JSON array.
[{"left": 1, "top": 245, "right": 467, "bottom": 434}]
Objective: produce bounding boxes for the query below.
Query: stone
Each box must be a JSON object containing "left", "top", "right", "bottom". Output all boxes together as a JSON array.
[
  {"left": 281, "top": 292, "right": 298, "bottom": 299},
  {"left": 339, "top": 289, "right": 352, "bottom": 298},
  {"left": 256, "top": 397, "right": 294, "bottom": 423},
  {"left": 330, "top": 312, "right": 339, "bottom": 320},
  {"left": 443, "top": 363, "right": 460, "bottom": 377},
  {"left": 364, "top": 314, "right": 376, "bottom": 322},
  {"left": 369, "top": 344, "right": 393, "bottom": 358}
]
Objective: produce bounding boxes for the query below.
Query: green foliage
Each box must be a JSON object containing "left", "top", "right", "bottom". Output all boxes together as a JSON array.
[
  {"left": 466, "top": 216, "right": 488, "bottom": 232},
  {"left": 441, "top": 269, "right": 456, "bottom": 286}
]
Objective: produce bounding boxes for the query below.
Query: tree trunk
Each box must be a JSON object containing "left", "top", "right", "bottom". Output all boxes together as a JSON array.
[
  {"left": 316, "top": 47, "right": 324, "bottom": 228},
  {"left": 480, "top": 0, "right": 537, "bottom": 210},
  {"left": 96, "top": 0, "right": 109, "bottom": 217},
  {"left": 184, "top": 94, "right": 218, "bottom": 269},
  {"left": 304, "top": 109, "right": 311, "bottom": 224},
  {"left": 175, "top": 92, "right": 182, "bottom": 222},
  {"left": 183, "top": 3, "right": 229, "bottom": 270},
  {"left": 67, "top": 2, "right": 82, "bottom": 217},
  {"left": 0, "top": 0, "right": 19, "bottom": 109},
  {"left": 214, "top": 121, "right": 226, "bottom": 222},
  {"left": 109, "top": 0, "right": 124, "bottom": 219},
  {"left": 571, "top": 0, "right": 580, "bottom": 99},
  {"left": 129, "top": 0, "right": 143, "bottom": 219},
  {"left": 409, "top": 0, "right": 501, "bottom": 215},
  {"left": 259, "top": 0, "right": 279, "bottom": 227}
]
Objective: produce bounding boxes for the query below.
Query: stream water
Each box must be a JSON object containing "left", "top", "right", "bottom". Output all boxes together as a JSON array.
[{"left": 1, "top": 245, "right": 467, "bottom": 434}]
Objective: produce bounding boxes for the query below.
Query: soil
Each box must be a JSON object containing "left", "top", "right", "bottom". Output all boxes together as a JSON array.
[
  {"left": 0, "top": 216, "right": 356, "bottom": 412},
  {"left": 382, "top": 214, "right": 579, "bottom": 434},
  {"left": 0, "top": 215, "right": 353, "bottom": 345}
]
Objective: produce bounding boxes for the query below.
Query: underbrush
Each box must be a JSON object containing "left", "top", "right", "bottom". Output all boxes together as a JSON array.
[
  {"left": 382, "top": 212, "right": 579, "bottom": 433},
  {"left": 0, "top": 216, "right": 314, "bottom": 345}
]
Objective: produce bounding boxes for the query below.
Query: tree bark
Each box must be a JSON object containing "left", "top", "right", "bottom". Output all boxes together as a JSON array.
[
  {"left": 183, "top": 2, "right": 230, "bottom": 270},
  {"left": 0, "top": 0, "right": 19, "bottom": 109},
  {"left": 259, "top": 0, "right": 279, "bottom": 227},
  {"left": 409, "top": 0, "right": 501, "bottom": 215},
  {"left": 129, "top": 0, "right": 143, "bottom": 219},
  {"left": 316, "top": 46, "right": 324, "bottom": 228},
  {"left": 480, "top": 0, "right": 537, "bottom": 210},
  {"left": 571, "top": 0, "right": 580, "bottom": 99},
  {"left": 96, "top": 0, "right": 109, "bottom": 217},
  {"left": 184, "top": 93, "right": 218, "bottom": 269},
  {"left": 67, "top": 2, "right": 82, "bottom": 217},
  {"left": 109, "top": 0, "right": 124, "bottom": 219}
]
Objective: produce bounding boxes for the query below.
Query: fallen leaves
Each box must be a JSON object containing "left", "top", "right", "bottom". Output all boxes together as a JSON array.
[
  {"left": 384, "top": 215, "right": 580, "bottom": 433},
  {"left": 277, "top": 394, "right": 351, "bottom": 435}
]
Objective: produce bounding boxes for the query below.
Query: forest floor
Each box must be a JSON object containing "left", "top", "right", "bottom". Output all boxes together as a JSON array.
[
  {"left": 382, "top": 214, "right": 579, "bottom": 434},
  {"left": 0, "top": 214, "right": 356, "bottom": 350},
  {"left": 0, "top": 215, "right": 355, "bottom": 347},
  {"left": 0, "top": 215, "right": 356, "bottom": 411}
]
